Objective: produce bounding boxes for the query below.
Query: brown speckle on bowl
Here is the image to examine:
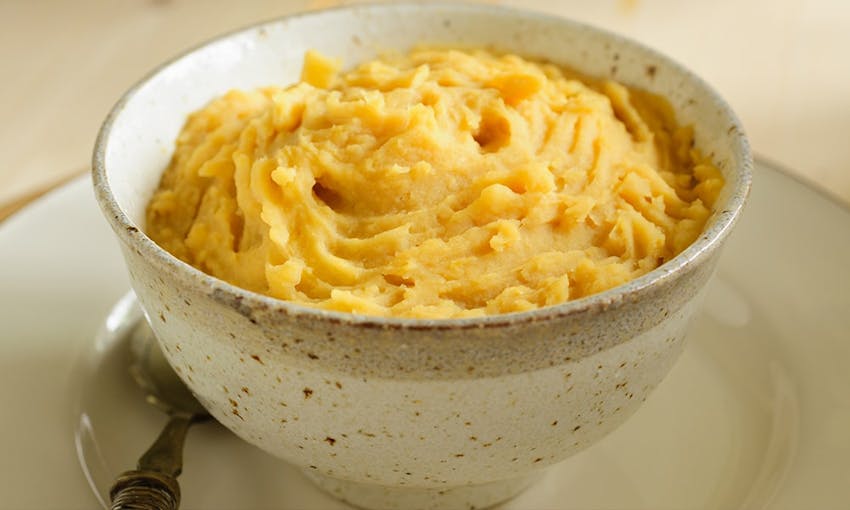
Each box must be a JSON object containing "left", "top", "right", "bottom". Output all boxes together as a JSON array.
[{"left": 303, "top": 387, "right": 314, "bottom": 399}]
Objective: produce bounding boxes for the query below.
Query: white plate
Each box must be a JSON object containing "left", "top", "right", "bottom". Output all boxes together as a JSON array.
[{"left": 0, "top": 160, "right": 848, "bottom": 509}]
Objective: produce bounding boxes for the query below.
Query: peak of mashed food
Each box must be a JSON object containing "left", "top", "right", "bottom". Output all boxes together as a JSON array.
[{"left": 146, "top": 49, "right": 723, "bottom": 318}]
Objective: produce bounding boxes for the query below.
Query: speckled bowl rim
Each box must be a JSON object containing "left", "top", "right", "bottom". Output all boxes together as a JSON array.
[{"left": 92, "top": 1, "right": 752, "bottom": 330}]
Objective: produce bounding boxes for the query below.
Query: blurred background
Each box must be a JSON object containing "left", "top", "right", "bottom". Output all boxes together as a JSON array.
[{"left": 2, "top": 0, "right": 848, "bottom": 209}]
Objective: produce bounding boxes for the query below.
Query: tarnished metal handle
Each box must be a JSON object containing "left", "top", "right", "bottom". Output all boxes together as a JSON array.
[
  {"left": 109, "top": 415, "right": 195, "bottom": 510},
  {"left": 109, "top": 470, "right": 179, "bottom": 510}
]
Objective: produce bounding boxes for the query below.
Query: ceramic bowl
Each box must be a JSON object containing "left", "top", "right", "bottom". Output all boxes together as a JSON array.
[{"left": 92, "top": 3, "right": 751, "bottom": 509}]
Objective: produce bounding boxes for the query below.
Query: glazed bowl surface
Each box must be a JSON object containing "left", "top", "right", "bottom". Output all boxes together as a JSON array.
[{"left": 92, "top": 3, "right": 751, "bottom": 509}]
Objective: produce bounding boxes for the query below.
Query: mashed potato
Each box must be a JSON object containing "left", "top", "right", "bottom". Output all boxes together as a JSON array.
[{"left": 146, "top": 49, "right": 722, "bottom": 318}]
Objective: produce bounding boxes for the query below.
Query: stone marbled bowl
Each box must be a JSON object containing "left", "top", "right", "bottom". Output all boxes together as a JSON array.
[{"left": 92, "top": 3, "right": 751, "bottom": 509}]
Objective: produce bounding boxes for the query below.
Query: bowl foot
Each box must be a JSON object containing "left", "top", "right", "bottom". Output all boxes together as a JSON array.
[{"left": 302, "top": 470, "right": 541, "bottom": 510}]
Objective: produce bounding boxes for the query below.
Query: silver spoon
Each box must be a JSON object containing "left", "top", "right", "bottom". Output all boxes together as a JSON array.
[{"left": 109, "top": 320, "right": 211, "bottom": 510}]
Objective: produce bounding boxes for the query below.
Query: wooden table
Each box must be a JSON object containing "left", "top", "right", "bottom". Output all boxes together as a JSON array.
[{"left": 3, "top": 0, "right": 848, "bottom": 214}]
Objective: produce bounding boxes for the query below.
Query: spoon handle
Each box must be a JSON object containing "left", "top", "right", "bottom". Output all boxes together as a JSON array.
[
  {"left": 109, "top": 470, "right": 179, "bottom": 510},
  {"left": 109, "top": 414, "right": 194, "bottom": 510}
]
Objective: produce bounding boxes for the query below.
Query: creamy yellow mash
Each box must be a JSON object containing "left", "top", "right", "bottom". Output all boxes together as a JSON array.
[{"left": 146, "top": 49, "right": 722, "bottom": 318}]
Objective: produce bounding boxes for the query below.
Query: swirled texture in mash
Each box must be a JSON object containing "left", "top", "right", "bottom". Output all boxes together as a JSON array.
[{"left": 146, "top": 49, "right": 723, "bottom": 318}]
